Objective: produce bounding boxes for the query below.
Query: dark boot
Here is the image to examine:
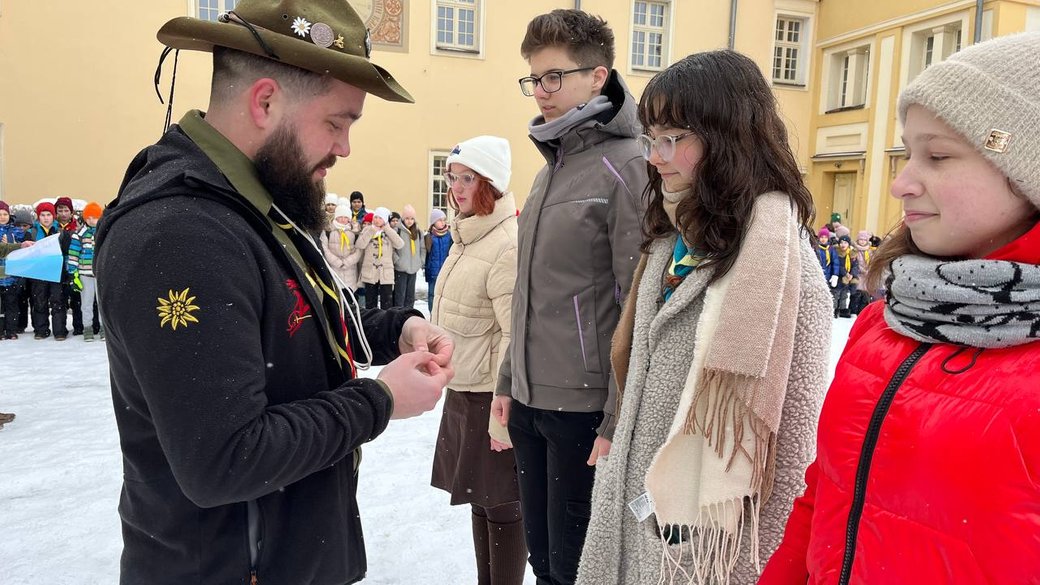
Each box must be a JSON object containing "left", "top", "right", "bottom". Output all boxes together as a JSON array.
[
  {"left": 472, "top": 511, "right": 491, "bottom": 585},
  {"left": 487, "top": 518, "right": 528, "bottom": 585}
]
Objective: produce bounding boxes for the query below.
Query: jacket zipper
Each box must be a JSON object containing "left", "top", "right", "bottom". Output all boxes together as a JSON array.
[
  {"left": 247, "top": 499, "right": 266, "bottom": 584},
  {"left": 838, "top": 343, "right": 931, "bottom": 585}
]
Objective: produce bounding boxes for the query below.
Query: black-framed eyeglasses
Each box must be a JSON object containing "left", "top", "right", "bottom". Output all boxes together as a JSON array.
[
  {"left": 518, "top": 67, "right": 596, "bottom": 96},
  {"left": 637, "top": 131, "right": 697, "bottom": 162},
  {"left": 444, "top": 172, "right": 482, "bottom": 187}
]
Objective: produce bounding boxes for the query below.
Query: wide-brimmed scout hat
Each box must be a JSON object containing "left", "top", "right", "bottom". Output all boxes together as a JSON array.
[{"left": 157, "top": 0, "right": 413, "bottom": 103}]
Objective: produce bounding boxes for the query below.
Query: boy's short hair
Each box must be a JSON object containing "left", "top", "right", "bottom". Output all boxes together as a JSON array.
[{"left": 520, "top": 9, "right": 615, "bottom": 70}]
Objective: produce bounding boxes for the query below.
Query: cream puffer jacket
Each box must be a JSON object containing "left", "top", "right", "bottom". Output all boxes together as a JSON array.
[
  {"left": 321, "top": 223, "right": 363, "bottom": 291},
  {"left": 356, "top": 223, "right": 404, "bottom": 285},
  {"left": 431, "top": 193, "right": 518, "bottom": 443}
]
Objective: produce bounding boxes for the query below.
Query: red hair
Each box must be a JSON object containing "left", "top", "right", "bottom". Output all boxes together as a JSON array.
[{"left": 448, "top": 174, "right": 501, "bottom": 216}]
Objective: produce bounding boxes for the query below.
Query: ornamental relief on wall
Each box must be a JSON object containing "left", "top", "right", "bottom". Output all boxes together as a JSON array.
[{"left": 352, "top": 0, "right": 408, "bottom": 51}]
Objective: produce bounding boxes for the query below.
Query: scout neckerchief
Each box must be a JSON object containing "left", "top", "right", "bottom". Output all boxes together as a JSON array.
[
  {"left": 332, "top": 221, "right": 351, "bottom": 251},
  {"left": 662, "top": 234, "right": 706, "bottom": 302},
  {"left": 819, "top": 243, "right": 831, "bottom": 265},
  {"left": 179, "top": 110, "right": 356, "bottom": 376}
]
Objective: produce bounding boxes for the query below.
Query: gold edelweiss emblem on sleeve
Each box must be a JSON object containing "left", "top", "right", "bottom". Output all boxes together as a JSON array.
[{"left": 157, "top": 288, "right": 201, "bottom": 330}]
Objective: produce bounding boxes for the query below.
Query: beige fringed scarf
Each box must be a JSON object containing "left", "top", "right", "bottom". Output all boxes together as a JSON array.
[{"left": 612, "top": 192, "right": 802, "bottom": 584}]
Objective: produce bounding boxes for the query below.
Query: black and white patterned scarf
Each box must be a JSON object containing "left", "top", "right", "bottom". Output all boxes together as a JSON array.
[{"left": 884, "top": 255, "right": 1040, "bottom": 348}]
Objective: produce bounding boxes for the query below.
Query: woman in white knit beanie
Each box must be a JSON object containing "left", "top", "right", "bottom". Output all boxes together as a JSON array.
[
  {"left": 428, "top": 135, "right": 527, "bottom": 585},
  {"left": 762, "top": 32, "right": 1040, "bottom": 584}
]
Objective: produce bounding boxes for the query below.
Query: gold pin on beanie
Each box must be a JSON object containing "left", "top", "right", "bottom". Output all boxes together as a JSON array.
[
  {"left": 898, "top": 32, "right": 1040, "bottom": 208},
  {"left": 157, "top": 0, "right": 413, "bottom": 103}
]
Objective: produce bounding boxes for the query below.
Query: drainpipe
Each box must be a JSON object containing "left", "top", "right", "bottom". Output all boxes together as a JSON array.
[
  {"left": 728, "top": 0, "right": 738, "bottom": 49},
  {"left": 974, "top": 0, "right": 984, "bottom": 43},
  {"left": 575, "top": 0, "right": 581, "bottom": 10}
]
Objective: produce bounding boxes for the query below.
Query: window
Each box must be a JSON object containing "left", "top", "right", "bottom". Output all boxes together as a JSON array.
[
  {"left": 825, "top": 45, "right": 870, "bottom": 111},
  {"left": 436, "top": 0, "right": 480, "bottom": 53},
  {"left": 632, "top": 1, "right": 669, "bottom": 71},
  {"left": 911, "top": 23, "right": 962, "bottom": 80},
  {"left": 197, "top": 0, "right": 237, "bottom": 22},
  {"left": 772, "top": 15, "right": 810, "bottom": 85},
  {"left": 920, "top": 26, "right": 962, "bottom": 71},
  {"left": 430, "top": 152, "right": 451, "bottom": 220}
]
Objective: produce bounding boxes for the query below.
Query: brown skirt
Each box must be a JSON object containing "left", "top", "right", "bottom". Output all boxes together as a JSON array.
[{"left": 431, "top": 389, "right": 521, "bottom": 507}]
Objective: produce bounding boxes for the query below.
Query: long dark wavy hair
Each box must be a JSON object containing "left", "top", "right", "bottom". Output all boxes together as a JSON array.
[{"left": 638, "top": 50, "right": 815, "bottom": 284}]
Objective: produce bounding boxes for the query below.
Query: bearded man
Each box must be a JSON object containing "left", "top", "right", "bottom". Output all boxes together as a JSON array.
[{"left": 94, "top": 2, "right": 454, "bottom": 584}]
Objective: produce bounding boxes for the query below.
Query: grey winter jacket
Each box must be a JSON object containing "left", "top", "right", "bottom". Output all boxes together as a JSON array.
[
  {"left": 496, "top": 71, "right": 647, "bottom": 437},
  {"left": 392, "top": 225, "right": 426, "bottom": 274}
]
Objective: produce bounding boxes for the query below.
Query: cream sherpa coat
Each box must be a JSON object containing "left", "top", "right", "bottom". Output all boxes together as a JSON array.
[{"left": 576, "top": 229, "right": 831, "bottom": 584}]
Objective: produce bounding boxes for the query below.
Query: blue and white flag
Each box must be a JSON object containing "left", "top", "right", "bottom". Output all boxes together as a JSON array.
[{"left": 6, "top": 233, "right": 64, "bottom": 282}]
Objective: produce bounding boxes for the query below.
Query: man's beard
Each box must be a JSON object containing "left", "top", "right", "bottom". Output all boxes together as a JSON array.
[{"left": 254, "top": 122, "right": 334, "bottom": 232}]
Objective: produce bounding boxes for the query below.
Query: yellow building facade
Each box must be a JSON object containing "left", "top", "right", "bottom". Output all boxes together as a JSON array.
[
  {"left": 807, "top": 0, "right": 1040, "bottom": 237},
  {"left": 0, "top": 0, "right": 818, "bottom": 222}
]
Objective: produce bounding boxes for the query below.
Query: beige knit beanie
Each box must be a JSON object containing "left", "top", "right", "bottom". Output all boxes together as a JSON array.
[{"left": 898, "top": 32, "right": 1040, "bottom": 208}]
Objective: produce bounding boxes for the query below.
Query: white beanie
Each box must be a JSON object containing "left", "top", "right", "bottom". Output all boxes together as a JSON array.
[
  {"left": 430, "top": 208, "right": 447, "bottom": 225},
  {"left": 899, "top": 32, "right": 1040, "bottom": 208},
  {"left": 334, "top": 204, "right": 352, "bottom": 219},
  {"left": 373, "top": 206, "right": 391, "bottom": 224},
  {"left": 338, "top": 197, "right": 352, "bottom": 207},
  {"left": 325, "top": 193, "right": 339, "bottom": 205},
  {"left": 446, "top": 135, "right": 512, "bottom": 194}
]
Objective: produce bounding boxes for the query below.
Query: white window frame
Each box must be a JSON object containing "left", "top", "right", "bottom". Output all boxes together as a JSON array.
[
  {"left": 898, "top": 14, "right": 969, "bottom": 92},
  {"left": 190, "top": 0, "right": 237, "bottom": 21},
  {"left": 630, "top": 0, "right": 671, "bottom": 72},
  {"left": 915, "top": 24, "right": 961, "bottom": 75},
  {"left": 429, "top": 151, "right": 452, "bottom": 222},
  {"left": 772, "top": 14, "right": 811, "bottom": 86},
  {"left": 822, "top": 40, "right": 872, "bottom": 113},
  {"left": 432, "top": 0, "right": 483, "bottom": 57}
]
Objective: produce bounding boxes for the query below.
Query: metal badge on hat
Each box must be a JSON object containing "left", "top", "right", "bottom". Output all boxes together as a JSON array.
[
  {"left": 290, "top": 16, "right": 347, "bottom": 51},
  {"left": 984, "top": 129, "right": 1012, "bottom": 153}
]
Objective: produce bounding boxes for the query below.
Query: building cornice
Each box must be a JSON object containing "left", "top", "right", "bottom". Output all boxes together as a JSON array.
[{"left": 817, "top": 0, "right": 977, "bottom": 47}]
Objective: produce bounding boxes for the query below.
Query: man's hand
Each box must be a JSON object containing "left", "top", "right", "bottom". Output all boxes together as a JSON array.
[
  {"left": 399, "top": 316, "right": 454, "bottom": 370},
  {"left": 587, "top": 436, "right": 612, "bottom": 466},
  {"left": 489, "top": 437, "right": 512, "bottom": 452},
  {"left": 491, "top": 395, "right": 511, "bottom": 427},
  {"left": 378, "top": 351, "right": 449, "bottom": 420},
  {"left": 20, "top": 240, "right": 34, "bottom": 248}
]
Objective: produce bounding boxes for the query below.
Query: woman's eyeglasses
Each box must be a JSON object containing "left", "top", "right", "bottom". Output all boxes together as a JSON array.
[
  {"left": 518, "top": 67, "right": 595, "bottom": 97},
  {"left": 444, "top": 172, "right": 482, "bottom": 187},
  {"left": 637, "top": 131, "right": 697, "bottom": 162}
]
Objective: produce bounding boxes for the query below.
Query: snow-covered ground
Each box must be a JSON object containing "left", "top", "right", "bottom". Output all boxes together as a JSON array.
[{"left": 0, "top": 301, "right": 856, "bottom": 585}]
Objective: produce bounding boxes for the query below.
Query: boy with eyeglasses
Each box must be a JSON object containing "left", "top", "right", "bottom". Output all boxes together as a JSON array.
[{"left": 491, "top": 9, "right": 646, "bottom": 584}]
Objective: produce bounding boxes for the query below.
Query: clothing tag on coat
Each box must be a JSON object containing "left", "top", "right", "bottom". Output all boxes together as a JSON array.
[{"left": 628, "top": 492, "right": 655, "bottom": 523}]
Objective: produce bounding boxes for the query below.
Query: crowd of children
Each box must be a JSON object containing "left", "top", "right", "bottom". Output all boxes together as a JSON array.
[
  {"left": 319, "top": 190, "right": 453, "bottom": 311},
  {"left": 0, "top": 191, "right": 456, "bottom": 345},
  {"left": 815, "top": 213, "right": 882, "bottom": 318},
  {"left": 0, "top": 197, "right": 104, "bottom": 342}
]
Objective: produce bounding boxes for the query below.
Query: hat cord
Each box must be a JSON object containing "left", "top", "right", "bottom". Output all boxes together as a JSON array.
[
  {"left": 220, "top": 11, "right": 281, "bottom": 60},
  {"left": 152, "top": 47, "right": 180, "bottom": 134}
]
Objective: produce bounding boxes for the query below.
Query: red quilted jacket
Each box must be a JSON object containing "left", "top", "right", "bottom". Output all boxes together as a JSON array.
[{"left": 760, "top": 224, "right": 1040, "bottom": 585}]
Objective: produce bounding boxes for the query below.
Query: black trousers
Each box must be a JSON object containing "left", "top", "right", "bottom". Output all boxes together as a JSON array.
[
  {"left": 31, "top": 279, "right": 67, "bottom": 336},
  {"left": 364, "top": 282, "right": 393, "bottom": 310},
  {"left": 17, "top": 282, "right": 29, "bottom": 331},
  {"left": 508, "top": 401, "right": 603, "bottom": 585},
  {"left": 64, "top": 283, "right": 83, "bottom": 334},
  {"left": 393, "top": 271, "right": 417, "bottom": 308},
  {"left": 0, "top": 281, "right": 25, "bottom": 336}
]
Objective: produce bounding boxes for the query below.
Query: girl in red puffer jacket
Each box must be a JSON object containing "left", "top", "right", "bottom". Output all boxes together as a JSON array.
[{"left": 760, "top": 32, "right": 1040, "bottom": 585}]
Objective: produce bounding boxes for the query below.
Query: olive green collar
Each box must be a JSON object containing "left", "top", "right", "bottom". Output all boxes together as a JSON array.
[{"left": 179, "top": 110, "right": 273, "bottom": 216}]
